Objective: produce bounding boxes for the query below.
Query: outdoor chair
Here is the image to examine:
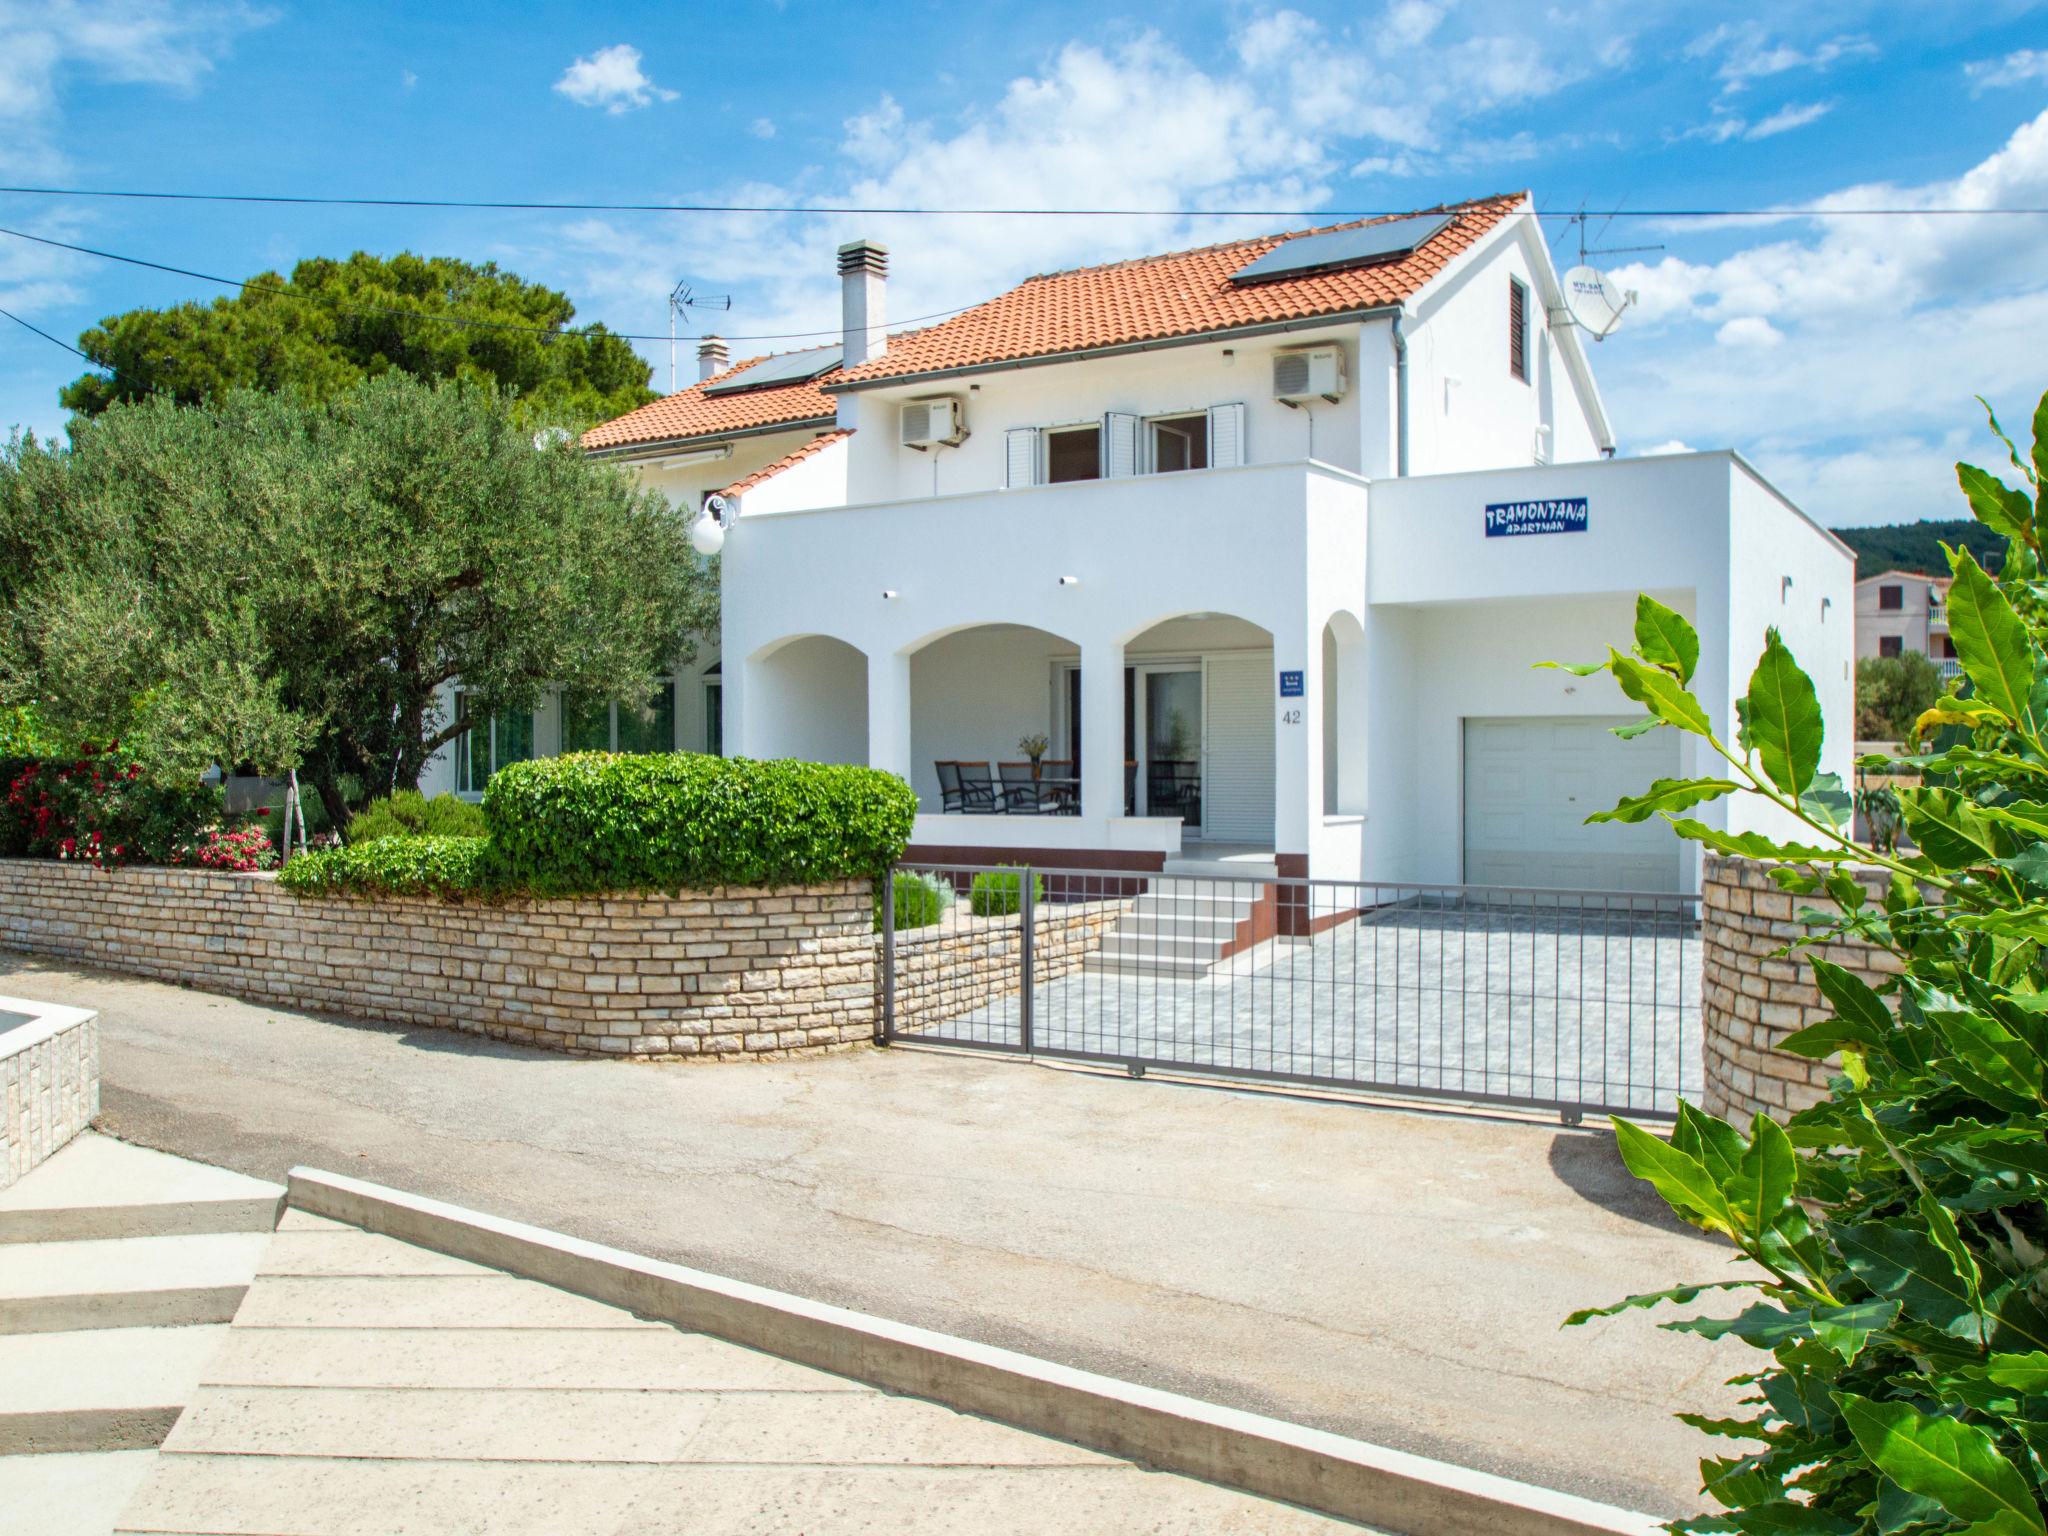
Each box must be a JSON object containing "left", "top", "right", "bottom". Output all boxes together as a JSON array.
[
  {"left": 1124, "top": 760, "right": 1138, "bottom": 817},
  {"left": 1148, "top": 759, "right": 1201, "bottom": 824},
  {"left": 954, "top": 761, "right": 1001, "bottom": 813},
  {"left": 998, "top": 761, "right": 1044, "bottom": 815},
  {"left": 935, "top": 759, "right": 967, "bottom": 813},
  {"left": 1038, "top": 759, "right": 1079, "bottom": 815}
]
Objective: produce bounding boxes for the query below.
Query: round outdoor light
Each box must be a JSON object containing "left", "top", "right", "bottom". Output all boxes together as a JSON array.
[{"left": 688, "top": 511, "right": 725, "bottom": 556}]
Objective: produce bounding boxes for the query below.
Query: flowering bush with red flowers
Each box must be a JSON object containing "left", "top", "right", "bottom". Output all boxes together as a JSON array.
[
  {"left": 0, "top": 745, "right": 225, "bottom": 868},
  {"left": 171, "top": 824, "right": 276, "bottom": 873}
]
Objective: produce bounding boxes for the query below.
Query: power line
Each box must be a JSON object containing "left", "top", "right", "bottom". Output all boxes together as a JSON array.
[
  {"left": 0, "top": 302, "right": 101, "bottom": 366},
  {"left": 0, "top": 224, "right": 977, "bottom": 344},
  {"left": 2, "top": 185, "right": 2047, "bottom": 217}
]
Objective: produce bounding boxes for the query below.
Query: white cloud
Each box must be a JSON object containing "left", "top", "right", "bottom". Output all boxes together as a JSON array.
[
  {"left": 1639, "top": 440, "right": 1696, "bottom": 456},
  {"left": 0, "top": 0, "right": 266, "bottom": 176},
  {"left": 401, "top": 68, "right": 417, "bottom": 91},
  {"left": 1601, "top": 106, "right": 2048, "bottom": 525},
  {"left": 749, "top": 116, "right": 776, "bottom": 140},
  {"left": 553, "top": 44, "right": 676, "bottom": 114},
  {"left": 1967, "top": 49, "right": 2048, "bottom": 92},
  {"left": 1745, "top": 100, "right": 1831, "bottom": 139},
  {"left": 1685, "top": 22, "right": 1877, "bottom": 92}
]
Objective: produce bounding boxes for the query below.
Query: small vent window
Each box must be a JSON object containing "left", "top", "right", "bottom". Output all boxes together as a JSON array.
[{"left": 1508, "top": 277, "right": 1529, "bottom": 383}]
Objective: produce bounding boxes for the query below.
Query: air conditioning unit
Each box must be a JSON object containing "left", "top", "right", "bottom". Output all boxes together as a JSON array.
[
  {"left": 900, "top": 396, "right": 966, "bottom": 449},
  {"left": 1272, "top": 346, "right": 1346, "bottom": 403}
]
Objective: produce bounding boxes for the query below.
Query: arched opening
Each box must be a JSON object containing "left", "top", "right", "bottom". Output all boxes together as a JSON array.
[
  {"left": 1322, "top": 611, "right": 1365, "bottom": 815},
  {"left": 1122, "top": 612, "right": 1275, "bottom": 846},
  {"left": 746, "top": 635, "right": 868, "bottom": 765},
  {"left": 908, "top": 623, "right": 1080, "bottom": 815}
]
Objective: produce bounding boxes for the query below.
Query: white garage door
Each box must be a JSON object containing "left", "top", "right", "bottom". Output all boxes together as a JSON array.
[{"left": 1463, "top": 717, "right": 1683, "bottom": 892}]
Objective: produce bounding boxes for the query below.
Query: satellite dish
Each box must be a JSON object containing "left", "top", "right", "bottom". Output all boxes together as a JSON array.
[
  {"left": 1561, "top": 266, "right": 1631, "bottom": 340},
  {"left": 532, "top": 425, "right": 573, "bottom": 451}
]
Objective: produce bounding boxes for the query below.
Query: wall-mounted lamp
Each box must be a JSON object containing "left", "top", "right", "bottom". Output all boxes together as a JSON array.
[
  {"left": 688, "top": 493, "right": 732, "bottom": 556},
  {"left": 1821, "top": 596, "right": 1833, "bottom": 620},
  {"left": 1057, "top": 575, "right": 1080, "bottom": 586},
  {"left": 881, "top": 589, "right": 900, "bottom": 601},
  {"left": 1781, "top": 575, "right": 1795, "bottom": 602}
]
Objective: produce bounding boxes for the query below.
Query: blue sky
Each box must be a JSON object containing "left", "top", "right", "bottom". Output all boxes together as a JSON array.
[{"left": 3, "top": 0, "right": 2046, "bottom": 526}]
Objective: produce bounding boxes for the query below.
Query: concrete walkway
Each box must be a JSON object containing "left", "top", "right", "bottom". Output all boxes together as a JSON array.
[
  {"left": 0, "top": 950, "right": 1743, "bottom": 1517},
  {"left": 118, "top": 1208, "right": 1354, "bottom": 1534}
]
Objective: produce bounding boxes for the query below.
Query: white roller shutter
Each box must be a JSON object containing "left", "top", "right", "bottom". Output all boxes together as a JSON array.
[
  {"left": 1102, "top": 411, "right": 1139, "bottom": 478},
  {"left": 1004, "top": 427, "right": 1040, "bottom": 489},
  {"left": 1462, "top": 717, "right": 1683, "bottom": 891},
  {"left": 1203, "top": 654, "right": 1275, "bottom": 843},
  {"left": 1208, "top": 402, "right": 1246, "bottom": 468}
]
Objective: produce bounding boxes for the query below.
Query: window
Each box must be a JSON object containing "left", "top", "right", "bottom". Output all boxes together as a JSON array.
[
  {"left": 1146, "top": 414, "right": 1208, "bottom": 473},
  {"left": 1508, "top": 277, "right": 1529, "bottom": 383},
  {"left": 705, "top": 684, "right": 723, "bottom": 755},
  {"left": 1877, "top": 584, "right": 1903, "bottom": 611},
  {"left": 1879, "top": 635, "right": 1904, "bottom": 658},
  {"left": 561, "top": 681, "right": 676, "bottom": 754},
  {"left": 1045, "top": 425, "right": 1100, "bottom": 483},
  {"left": 454, "top": 693, "right": 536, "bottom": 793}
]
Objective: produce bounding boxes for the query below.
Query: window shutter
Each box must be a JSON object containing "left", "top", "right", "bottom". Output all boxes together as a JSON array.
[
  {"left": 1102, "top": 411, "right": 1139, "bottom": 478},
  {"left": 1207, "top": 402, "right": 1247, "bottom": 468},
  {"left": 1004, "top": 427, "right": 1041, "bottom": 489},
  {"left": 1508, "top": 278, "right": 1528, "bottom": 382}
]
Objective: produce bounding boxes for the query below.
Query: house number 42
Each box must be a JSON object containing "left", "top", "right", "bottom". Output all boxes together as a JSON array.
[{"left": 1280, "top": 708, "right": 1303, "bottom": 725}]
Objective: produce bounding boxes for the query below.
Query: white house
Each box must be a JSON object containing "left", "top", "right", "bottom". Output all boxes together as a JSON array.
[
  {"left": 1854, "top": 570, "right": 1956, "bottom": 674},
  {"left": 424, "top": 191, "right": 1853, "bottom": 895}
]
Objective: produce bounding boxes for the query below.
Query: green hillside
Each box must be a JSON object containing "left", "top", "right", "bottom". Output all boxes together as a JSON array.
[{"left": 1829, "top": 518, "right": 2006, "bottom": 578}]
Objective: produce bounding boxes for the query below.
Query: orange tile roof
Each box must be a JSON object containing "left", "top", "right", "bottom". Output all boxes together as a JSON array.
[
  {"left": 581, "top": 192, "right": 1524, "bottom": 448},
  {"left": 581, "top": 356, "right": 836, "bottom": 452},
  {"left": 720, "top": 429, "right": 852, "bottom": 498},
  {"left": 832, "top": 192, "right": 1527, "bottom": 388}
]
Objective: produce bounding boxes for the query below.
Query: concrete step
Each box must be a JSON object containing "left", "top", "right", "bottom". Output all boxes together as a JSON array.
[
  {"left": 1115, "top": 914, "right": 1243, "bottom": 941},
  {"left": 3, "top": 1450, "right": 158, "bottom": 1536},
  {"left": 0, "top": 1233, "right": 269, "bottom": 1334},
  {"left": 0, "top": 1326, "right": 228, "bottom": 1452},
  {"left": 0, "top": 1134, "right": 282, "bottom": 1244}
]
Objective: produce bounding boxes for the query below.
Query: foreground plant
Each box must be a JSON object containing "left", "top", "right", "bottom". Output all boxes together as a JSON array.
[{"left": 1556, "top": 390, "right": 2048, "bottom": 1536}]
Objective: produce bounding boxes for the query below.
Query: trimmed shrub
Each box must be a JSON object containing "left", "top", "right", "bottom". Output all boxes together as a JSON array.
[
  {"left": 887, "top": 869, "right": 953, "bottom": 931},
  {"left": 347, "top": 789, "right": 487, "bottom": 844},
  {"left": 482, "top": 752, "right": 917, "bottom": 895},
  {"left": 968, "top": 866, "right": 1043, "bottom": 917},
  {"left": 276, "top": 835, "right": 490, "bottom": 899}
]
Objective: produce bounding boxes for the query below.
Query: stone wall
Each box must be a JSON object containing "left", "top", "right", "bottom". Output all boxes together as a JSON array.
[
  {"left": 889, "top": 899, "right": 1127, "bottom": 1038},
  {"left": 1701, "top": 853, "right": 1896, "bottom": 1121},
  {"left": 2, "top": 1004, "right": 98, "bottom": 1189},
  {"left": 0, "top": 859, "right": 875, "bottom": 1061}
]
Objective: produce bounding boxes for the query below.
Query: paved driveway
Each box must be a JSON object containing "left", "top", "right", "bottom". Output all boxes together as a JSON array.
[
  {"left": 1, "top": 948, "right": 1744, "bottom": 1517},
  {"left": 911, "top": 901, "right": 1703, "bottom": 1116}
]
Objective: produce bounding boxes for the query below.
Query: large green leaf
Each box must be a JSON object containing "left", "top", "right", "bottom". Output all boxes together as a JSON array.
[
  {"left": 1958, "top": 462, "right": 2037, "bottom": 544},
  {"left": 1946, "top": 545, "right": 2043, "bottom": 732},
  {"left": 1610, "top": 1117, "right": 1733, "bottom": 1231},
  {"left": 1728, "top": 1112, "right": 1797, "bottom": 1233},
  {"left": 1898, "top": 787, "right": 2000, "bottom": 868},
  {"left": 1587, "top": 777, "right": 1741, "bottom": 824},
  {"left": 1665, "top": 818, "right": 1853, "bottom": 862},
  {"left": 1740, "top": 628, "right": 1825, "bottom": 797},
  {"left": 1611, "top": 651, "right": 1716, "bottom": 736},
  {"left": 1636, "top": 594, "right": 1701, "bottom": 683},
  {"left": 1808, "top": 1299, "right": 1903, "bottom": 1363},
  {"left": 1836, "top": 1222, "right": 1989, "bottom": 1344},
  {"left": 1836, "top": 1393, "right": 2043, "bottom": 1534},
  {"left": 1562, "top": 1281, "right": 1753, "bottom": 1327},
  {"left": 1674, "top": 1101, "right": 1749, "bottom": 1187},
  {"left": 1810, "top": 956, "right": 1897, "bottom": 1037}
]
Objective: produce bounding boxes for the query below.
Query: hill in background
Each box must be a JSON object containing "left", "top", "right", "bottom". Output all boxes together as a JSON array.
[{"left": 1829, "top": 518, "right": 2007, "bottom": 578}]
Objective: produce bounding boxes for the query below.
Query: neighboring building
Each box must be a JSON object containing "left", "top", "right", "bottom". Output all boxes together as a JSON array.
[
  {"left": 424, "top": 191, "right": 1854, "bottom": 895},
  {"left": 1853, "top": 571, "right": 1956, "bottom": 674}
]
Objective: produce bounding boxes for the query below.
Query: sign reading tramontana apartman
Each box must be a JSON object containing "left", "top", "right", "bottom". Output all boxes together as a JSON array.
[{"left": 1483, "top": 497, "right": 1588, "bottom": 538}]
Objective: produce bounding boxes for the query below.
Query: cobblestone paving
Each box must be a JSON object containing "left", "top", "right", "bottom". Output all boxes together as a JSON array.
[{"left": 906, "top": 900, "right": 1703, "bottom": 1115}]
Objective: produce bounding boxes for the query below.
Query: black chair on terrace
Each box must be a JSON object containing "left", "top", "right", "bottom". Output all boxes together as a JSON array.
[
  {"left": 955, "top": 760, "right": 1001, "bottom": 813},
  {"left": 998, "top": 761, "right": 1044, "bottom": 815},
  {"left": 1148, "top": 760, "right": 1201, "bottom": 825},
  {"left": 1038, "top": 759, "right": 1079, "bottom": 815}
]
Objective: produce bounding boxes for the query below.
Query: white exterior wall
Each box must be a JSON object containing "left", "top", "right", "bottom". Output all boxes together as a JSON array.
[
  {"left": 1402, "top": 222, "right": 1607, "bottom": 477},
  {"left": 617, "top": 428, "right": 824, "bottom": 512},
  {"left": 838, "top": 322, "right": 1369, "bottom": 500},
  {"left": 733, "top": 435, "right": 851, "bottom": 516}
]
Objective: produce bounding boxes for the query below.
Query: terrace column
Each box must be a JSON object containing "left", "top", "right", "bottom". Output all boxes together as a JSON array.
[
  {"left": 868, "top": 650, "right": 912, "bottom": 780},
  {"left": 1079, "top": 640, "right": 1125, "bottom": 828}
]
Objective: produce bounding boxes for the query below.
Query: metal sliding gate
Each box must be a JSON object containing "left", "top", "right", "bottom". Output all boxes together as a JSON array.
[{"left": 879, "top": 862, "right": 1701, "bottom": 1121}]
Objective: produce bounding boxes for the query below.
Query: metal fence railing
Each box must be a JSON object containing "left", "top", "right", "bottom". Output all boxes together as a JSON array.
[{"left": 881, "top": 862, "right": 1702, "bottom": 1121}]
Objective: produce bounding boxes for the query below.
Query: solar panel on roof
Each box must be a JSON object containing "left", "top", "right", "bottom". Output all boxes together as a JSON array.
[
  {"left": 701, "top": 344, "right": 842, "bottom": 395},
  {"left": 1229, "top": 213, "right": 1454, "bottom": 286}
]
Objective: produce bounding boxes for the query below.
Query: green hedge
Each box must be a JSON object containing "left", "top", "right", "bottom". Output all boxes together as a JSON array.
[
  {"left": 276, "top": 835, "right": 490, "bottom": 899},
  {"left": 483, "top": 753, "right": 916, "bottom": 895}
]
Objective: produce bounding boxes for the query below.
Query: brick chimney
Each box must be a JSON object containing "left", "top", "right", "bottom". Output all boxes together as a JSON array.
[
  {"left": 696, "top": 335, "right": 729, "bottom": 384},
  {"left": 837, "top": 238, "right": 888, "bottom": 369}
]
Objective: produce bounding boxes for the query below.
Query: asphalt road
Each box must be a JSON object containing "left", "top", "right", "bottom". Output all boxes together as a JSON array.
[{"left": 2, "top": 948, "right": 1748, "bottom": 1516}]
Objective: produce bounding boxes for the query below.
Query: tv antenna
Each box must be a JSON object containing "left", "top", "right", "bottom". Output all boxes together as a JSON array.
[
  {"left": 668, "top": 281, "right": 732, "bottom": 391},
  {"left": 1554, "top": 200, "right": 1661, "bottom": 341}
]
